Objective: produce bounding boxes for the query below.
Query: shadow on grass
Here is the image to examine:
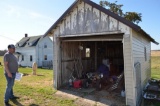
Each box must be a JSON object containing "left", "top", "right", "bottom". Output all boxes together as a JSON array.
[
  {"left": 36, "top": 74, "right": 44, "bottom": 76},
  {"left": 11, "top": 99, "right": 39, "bottom": 106},
  {"left": 29, "top": 104, "right": 39, "bottom": 106},
  {"left": 10, "top": 99, "right": 23, "bottom": 106},
  {"left": 22, "top": 73, "right": 29, "bottom": 76},
  {"left": 22, "top": 73, "right": 44, "bottom": 77}
]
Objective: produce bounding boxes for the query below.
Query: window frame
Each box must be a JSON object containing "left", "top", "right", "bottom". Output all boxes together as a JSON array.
[
  {"left": 85, "top": 48, "right": 91, "bottom": 58},
  {"left": 44, "top": 43, "right": 47, "bottom": 48},
  {"left": 30, "top": 55, "right": 33, "bottom": 62},
  {"left": 144, "top": 47, "right": 147, "bottom": 61},
  {"left": 22, "top": 55, "right": 24, "bottom": 61},
  {"left": 44, "top": 55, "right": 47, "bottom": 60}
]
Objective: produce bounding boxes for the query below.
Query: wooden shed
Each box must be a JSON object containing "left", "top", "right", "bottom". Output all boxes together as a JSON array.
[{"left": 44, "top": 0, "right": 158, "bottom": 105}]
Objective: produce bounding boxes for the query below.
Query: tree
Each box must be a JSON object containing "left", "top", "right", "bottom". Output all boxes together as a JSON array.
[
  {"left": 124, "top": 12, "right": 142, "bottom": 24},
  {"left": 99, "top": 0, "right": 142, "bottom": 24}
]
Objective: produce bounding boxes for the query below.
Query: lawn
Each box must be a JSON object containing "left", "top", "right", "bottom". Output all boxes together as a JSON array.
[
  {"left": 151, "top": 56, "right": 160, "bottom": 79},
  {"left": 0, "top": 56, "right": 75, "bottom": 106},
  {"left": 0, "top": 56, "right": 160, "bottom": 106}
]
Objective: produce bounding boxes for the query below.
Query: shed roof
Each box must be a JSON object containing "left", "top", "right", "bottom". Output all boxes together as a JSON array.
[{"left": 44, "top": 0, "right": 158, "bottom": 45}]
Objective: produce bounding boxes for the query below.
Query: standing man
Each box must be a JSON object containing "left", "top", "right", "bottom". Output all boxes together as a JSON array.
[{"left": 4, "top": 44, "right": 19, "bottom": 106}]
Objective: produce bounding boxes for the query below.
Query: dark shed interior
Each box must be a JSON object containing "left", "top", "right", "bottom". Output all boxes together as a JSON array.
[{"left": 60, "top": 39, "right": 125, "bottom": 91}]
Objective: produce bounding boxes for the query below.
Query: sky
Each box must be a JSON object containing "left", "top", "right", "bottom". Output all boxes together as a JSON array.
[{"left": 0, "top": 0, "right": 160, "bottom": 50}]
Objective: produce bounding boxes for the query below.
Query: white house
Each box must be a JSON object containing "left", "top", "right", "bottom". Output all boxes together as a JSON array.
[
  {"left": 15, "top": 34, "right": 53, "bottom": 68},
  {"left": 44, "top": 0, "right": 158, "bottom": 105}
]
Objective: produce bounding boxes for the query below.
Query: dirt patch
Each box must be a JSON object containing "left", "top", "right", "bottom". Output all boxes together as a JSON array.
[
  {"left": 55, "top": 89, "right": 125, "bottom": 106},
  {"left": 20, "top": 96, "right": 35, "bottom": 105}
]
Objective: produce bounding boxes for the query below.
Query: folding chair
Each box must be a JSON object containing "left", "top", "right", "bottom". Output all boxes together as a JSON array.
[{"left": 108, "top": 72, "right": 124, "bottom": 91}]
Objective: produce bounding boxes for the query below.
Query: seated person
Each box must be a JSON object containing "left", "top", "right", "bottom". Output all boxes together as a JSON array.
[{"left": 97, "top": 63, "right": 110, "bottom": 80}]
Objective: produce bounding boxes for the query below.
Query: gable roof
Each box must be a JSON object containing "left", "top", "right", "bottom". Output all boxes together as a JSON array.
[
  {"left": 44, "top": 0, "right": 158, "bottom": 45},
  {"left": 16, "top": 35, "right": 42, "bottom": 48}
]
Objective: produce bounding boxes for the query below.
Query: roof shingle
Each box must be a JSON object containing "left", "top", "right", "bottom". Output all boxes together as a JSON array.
[{"left": 16, "top": 35, "right": 42, "bottom": 48}]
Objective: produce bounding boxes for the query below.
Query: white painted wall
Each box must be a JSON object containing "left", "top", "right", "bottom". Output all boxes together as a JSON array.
[
  {"left": 131, "top": 30, "right": 151, "bottom": 106},
  {"left": 16, "top": 47, "right": 36, "bottom": 67},
  {"left": 132, "top": 30, "right": 151, "bottom": 85},
  {"left": 123, "top": 32, "right": 135, "bottom": 106},
  {"left": 36, "top": 37, "right": 53, "bottom": 67},
  {"left": 16, "top": 36, "right": 53, "bottom": 67}
]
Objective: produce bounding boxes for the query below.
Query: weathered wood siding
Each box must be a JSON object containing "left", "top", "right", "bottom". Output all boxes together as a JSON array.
[
  {"left": 52, "top": 1, "right": 130, "bottom": 37},
  {"left": 123, "top": 31, "right": 135, "bottom": 106},
  {"left": 52, "top": 1, "right": 135, "bottom": 105},
  {"left": 53, "top": 34, "right": 61, "bottom": 89}
]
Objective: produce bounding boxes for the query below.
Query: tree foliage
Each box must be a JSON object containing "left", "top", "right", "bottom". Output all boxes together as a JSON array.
[
  {"left": 99, "top": 0, "right": 142, "bottom": 24},
  {"left": 124, "top": 12, "right": 142, "bottom": 24}
]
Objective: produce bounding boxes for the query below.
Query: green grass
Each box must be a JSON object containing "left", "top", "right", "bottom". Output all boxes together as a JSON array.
[
  {"left": 0, "top": 57, "right": 75, "bottom": 106},
  {"left": 0, "top": 56, "right": 160, "bottom": 105},
  {"left": 0, "top": 56, "right": 3, "bottom": 65},
  {"left": 151, "top": 56, "right": 160, "bottom": 79}
]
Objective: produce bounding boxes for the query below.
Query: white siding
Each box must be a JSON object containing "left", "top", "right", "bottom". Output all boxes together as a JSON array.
[
  {"left": 36, "top": 37, "right": 53, "bottom": 67},
  {"left": 53, "top": 33, "right": 61, "bottom": 89},
  {"left": 132, "top": 30, "right": 151, "bottom": 85},
  {"left": 132, "top": 30, "right": 151, "bottom": 105},
  {"left": 16, "top": 37, "right": 53, "bottom": 67},
  {"left": 16, "top": 47, "right": 36, "bottom": 67},
  {"left": 123, "top": 33, "right": 135, "bottom": 106}
]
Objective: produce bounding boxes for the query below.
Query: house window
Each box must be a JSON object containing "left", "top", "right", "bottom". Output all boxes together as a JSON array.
[
  {"left": 86, "top": 48, "right": 90, "bottom": 58},
  {"left": 44, "top": 55, "right": 47, "bottom": 60},
  {"left": 44, "top": 43, "right": 47, "bottom": 48},
  {"left": 144, "top": 47, "right": 147, "bottom": 61},
  {"left": 30, "top": 55, "right": 32, "bottom": 62},
  {"left": 22, "top": 55, "right": 24, "bottom": 61}
]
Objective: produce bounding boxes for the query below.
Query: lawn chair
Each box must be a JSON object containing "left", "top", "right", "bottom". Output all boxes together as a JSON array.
[{"left": 108, "top": 72, "right": 124, "bottom": 91}]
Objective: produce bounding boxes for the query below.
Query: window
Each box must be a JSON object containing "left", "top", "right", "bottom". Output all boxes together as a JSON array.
[
  {"left": 44, "top": 43, "right": 47, "bottom": 48},
  {"left": 86, "top": 48, "right": 90, "bottom": 58},
  {"left": 30, "top": 55, "right": 32, "bottom": 62},
  {"left": 44, "top": 55, "right": 47, "bottom": 60},
  {"left": 22, "top": 55, "right": 24, "bottom": 61},
  {"left": 144, "top": 47, "right": 147, "bottom": 61}
]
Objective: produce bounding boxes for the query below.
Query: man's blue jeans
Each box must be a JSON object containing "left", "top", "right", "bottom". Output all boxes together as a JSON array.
[{"left": 4, "top": 73, "right": 16, "bottom": 102}]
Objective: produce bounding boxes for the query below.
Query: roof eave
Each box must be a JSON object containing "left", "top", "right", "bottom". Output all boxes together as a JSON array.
[{"left": 139, "top": 29, "right": 159, "bottom": 45}]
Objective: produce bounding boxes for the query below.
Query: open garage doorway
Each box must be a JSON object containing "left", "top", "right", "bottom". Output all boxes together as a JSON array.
[
  {"left": 61, "top": 41, "right": 124, "bottom": 87},
  {"left": 60, "top": 39, "right": 125, "bottom": 90},
  {"left": 58, "top": 39, "right": 126, "bottom": 105}
]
